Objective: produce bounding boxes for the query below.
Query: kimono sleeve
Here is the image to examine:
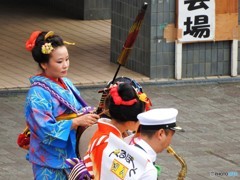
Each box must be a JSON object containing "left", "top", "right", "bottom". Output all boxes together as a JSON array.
[{"left": 25, "top": 88, "right": 73, "bottom": 148}]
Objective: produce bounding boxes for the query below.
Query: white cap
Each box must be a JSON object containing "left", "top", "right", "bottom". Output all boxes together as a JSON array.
[{"left": 137, "top": 108, "right": 184, "bottom": 131}]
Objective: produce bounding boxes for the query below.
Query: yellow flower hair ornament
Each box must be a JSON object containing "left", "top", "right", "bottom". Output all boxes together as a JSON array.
[
  {"left": 138, "top": 92, "right": 148, "bottom": 102},
  {"left": 138, "top": 92, "right": 152, "bottom": 111},
  {"left": 41, "top": 42, "right": 54, "bottom": 54}
]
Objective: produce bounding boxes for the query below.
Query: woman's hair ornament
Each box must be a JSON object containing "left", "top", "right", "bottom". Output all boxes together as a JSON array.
[{"left": 25, "top": 31, "right": 41, "bottom": 51}]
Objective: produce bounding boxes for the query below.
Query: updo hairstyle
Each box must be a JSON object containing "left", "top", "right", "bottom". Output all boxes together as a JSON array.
[
  {"left": 107, "top": 83, "right": 145, "bottom": 122},
  {"left": 31, "top": 32, "right": 64, "bottom": 70}
]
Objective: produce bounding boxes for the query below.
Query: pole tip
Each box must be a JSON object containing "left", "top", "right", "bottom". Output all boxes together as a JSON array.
[{"left": 142, "top": 2, "right": 148, "bottom": 10}]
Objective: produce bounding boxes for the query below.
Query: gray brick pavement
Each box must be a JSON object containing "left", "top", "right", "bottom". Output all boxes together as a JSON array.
[{"left": 0, "top": 82, "right": 240, "bottom": 179}]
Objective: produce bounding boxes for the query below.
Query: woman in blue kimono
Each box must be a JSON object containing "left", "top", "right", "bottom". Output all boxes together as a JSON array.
[{"left": 24, "top": 31, "right": 99, "bottom": 179}]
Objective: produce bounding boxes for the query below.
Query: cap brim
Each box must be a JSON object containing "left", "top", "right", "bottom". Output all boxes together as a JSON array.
[{"left": 170, "top": 126, "right": 185, "bottom": 132}]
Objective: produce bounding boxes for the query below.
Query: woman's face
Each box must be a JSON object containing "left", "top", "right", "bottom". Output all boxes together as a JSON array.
[{"left": 41, "top": 46, "right": 69, "bottom": 79}]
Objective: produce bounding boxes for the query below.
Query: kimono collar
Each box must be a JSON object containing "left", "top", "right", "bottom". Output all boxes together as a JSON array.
[{"left": 40, "top": 73, "right": 67, "bottom": 89}]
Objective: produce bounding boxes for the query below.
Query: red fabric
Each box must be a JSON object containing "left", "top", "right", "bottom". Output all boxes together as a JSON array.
[
  {"left": 109, "top": 86, "right": 137, "bottom": 105},
  {"left": 17, "top": 133, "right": 30, "bottom": 150},
  {"left": 40, "top": 73, "right": 67, "bottom": 89},
  {"left": 57, "top": 78, "right": 68, "bottom": 89},
  {"left": 25, "top": 31, "right": 41, "bottom": 51}
]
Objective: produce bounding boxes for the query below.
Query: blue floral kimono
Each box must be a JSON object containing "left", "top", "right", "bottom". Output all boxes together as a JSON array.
[{"left": 25, "top": 75, "right": 85, "bottom": 179}]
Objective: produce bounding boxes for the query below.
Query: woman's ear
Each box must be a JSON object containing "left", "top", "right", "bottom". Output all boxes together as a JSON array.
[{"left": 40, "top": 63, "right": 47, "bottom": 70}]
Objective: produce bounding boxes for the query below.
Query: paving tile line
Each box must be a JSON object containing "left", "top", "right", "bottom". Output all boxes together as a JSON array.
[{"left": 1, "top": 76, "right": 240, "bottom": 96}]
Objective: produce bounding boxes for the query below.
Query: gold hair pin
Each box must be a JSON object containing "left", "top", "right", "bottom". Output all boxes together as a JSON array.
[
  {"left": 44, "top": 31, "right": 54, "bottom": 40},
  {"left": 64, "top": 41, "right": 75, "bottom": 45}
]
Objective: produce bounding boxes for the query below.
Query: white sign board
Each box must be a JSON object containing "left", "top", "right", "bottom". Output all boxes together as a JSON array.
[{"left": 178, "top": 0, "right": 215, "bottom": 42}]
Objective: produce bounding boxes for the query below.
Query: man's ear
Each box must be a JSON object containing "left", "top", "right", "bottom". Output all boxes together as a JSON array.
[{"left": 156, "top": 129, "right": 165, "bottom": 140}]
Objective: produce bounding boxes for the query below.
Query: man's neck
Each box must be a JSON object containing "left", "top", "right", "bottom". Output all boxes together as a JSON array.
[{"left": 141, "top": 135, "right": 159, "bottom": 153}]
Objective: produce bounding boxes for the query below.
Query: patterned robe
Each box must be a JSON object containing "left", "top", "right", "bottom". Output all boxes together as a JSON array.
[
  {"left": 83, "top": 118, "right": 122, "bottom": 179},
  {"left": 25, "top": 75, "right": 85, "bottom": 179}
]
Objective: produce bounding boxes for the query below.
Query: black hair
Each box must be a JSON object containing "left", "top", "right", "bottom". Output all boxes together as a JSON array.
[
  {"left": 138, "top": 126, "right": 171, "bottom": 138},
  {"left": 31, "top": 31, "right": 64, "bottom": 70},
  {"left": 107, "top": 83, "right": 145, "bottom": 123},
  {"left": 97, "top": 76, "right": 143, "bottom": 116},
  {"left": 106, "top": 76, "right": 143, "bottom": 93}
]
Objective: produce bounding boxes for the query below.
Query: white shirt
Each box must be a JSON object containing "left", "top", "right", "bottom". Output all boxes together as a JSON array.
[{"left": 125, "top": 135, "right": 158, "bottom": 180}]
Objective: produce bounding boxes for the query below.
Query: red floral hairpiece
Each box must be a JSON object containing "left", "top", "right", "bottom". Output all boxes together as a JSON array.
[
  {"left": 25, "top": 31, "right": 42, "bottom": 51},
  {"left": 109, "top": 86, "right": 137, "bottom": 106}
]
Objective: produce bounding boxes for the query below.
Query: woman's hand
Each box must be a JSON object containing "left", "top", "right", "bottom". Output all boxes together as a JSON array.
[{"left": 72, "top": 113, "right": 99, "bottom": 129}]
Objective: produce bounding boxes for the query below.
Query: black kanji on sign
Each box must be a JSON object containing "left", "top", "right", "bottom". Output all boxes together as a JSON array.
[
  {"left": 184, "top": 15, "right": 210, "bottom": 38},
  {"left": 184, "top": 0, "right": 210, "bottom": 10}
]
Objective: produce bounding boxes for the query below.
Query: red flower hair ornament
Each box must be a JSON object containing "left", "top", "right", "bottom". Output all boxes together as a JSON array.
[
  {"left": 25, "top": 31, "right": 42, "bottom": 51},
  {"left": 109, "top": 85, "right": 137, "bottom": 106}
]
